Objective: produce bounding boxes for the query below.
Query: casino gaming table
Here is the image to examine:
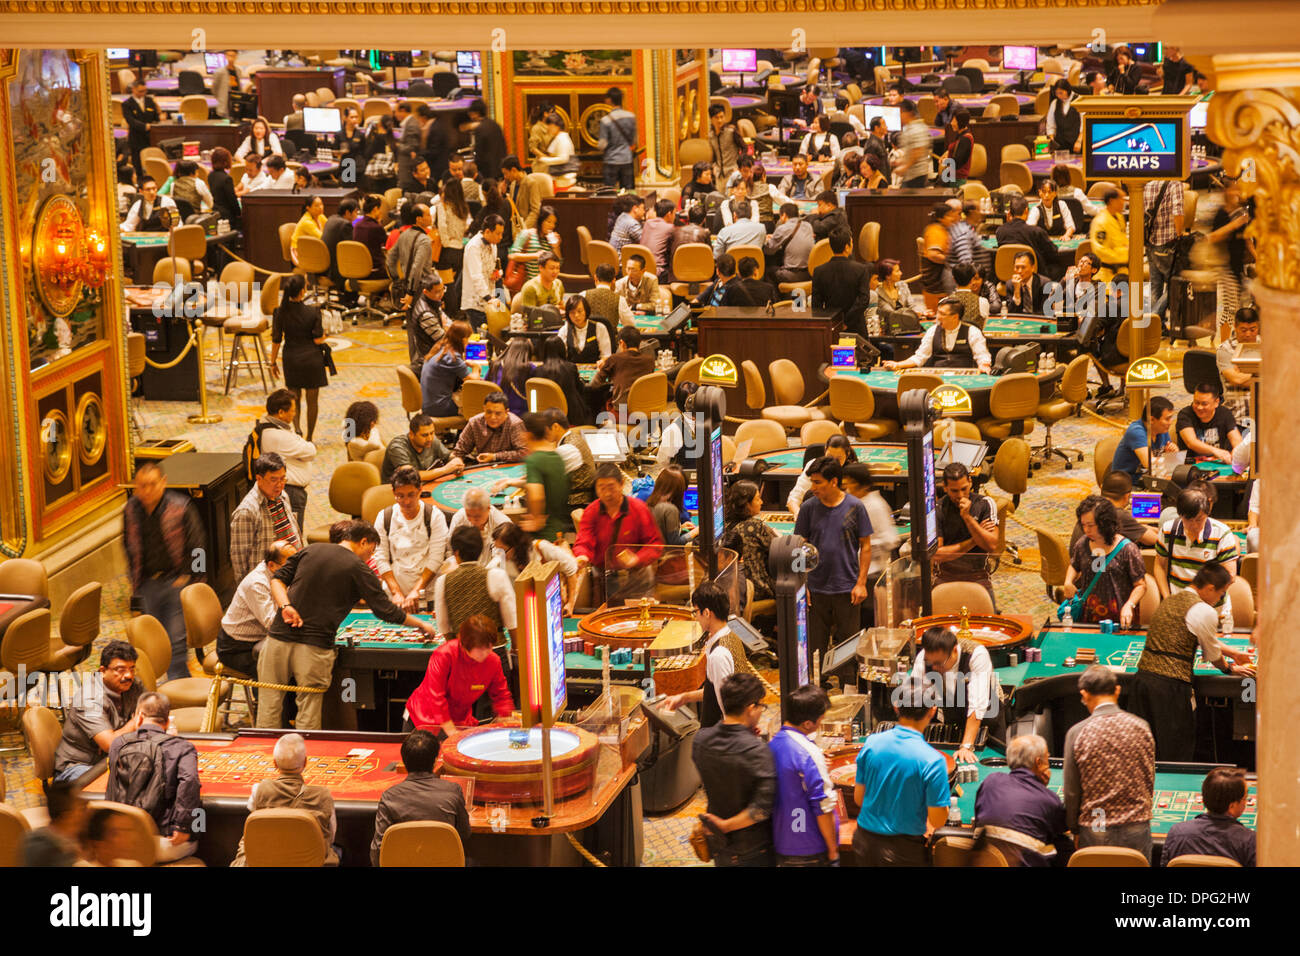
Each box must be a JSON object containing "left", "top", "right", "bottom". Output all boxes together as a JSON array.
[
  {"left": 425, "top": 462, "right": 525, "bottom": 515},
  {"left": 760, "top": 157, "right": 835, "bottom": 179},
  {"left": 878, "top": 313, "right": 1082, "bottom": 361},
  {"left": 120, "top": 229, "right": 241, "bottom": 284},
  {"left": 860, "top": 92, "right": 1036, "bottom": 115},
  {"left": 115, "top": 92, "right": 220, "bottom": 115},
  {"left": 755, "top": 442, "right": 909, "bottom": 483},
  {"left": 335, "top": 610, "right": 442, "bottom": 672},
  {"left": 978, "top": 234, "right": 1084, "bottom": 255},
  {"left": 725, "top": 93, "right": 767, "bottom": 115},
  {"left": 829, "top": 365, "right": 1063, "bottom": 421}
]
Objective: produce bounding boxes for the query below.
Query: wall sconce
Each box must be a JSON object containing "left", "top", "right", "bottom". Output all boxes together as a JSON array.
[
  {"left": 31, "top": 194, "right": 109, "bottom": 314},
  {"left": 79, "top": 229, "right": 109, "bottom": 289}
]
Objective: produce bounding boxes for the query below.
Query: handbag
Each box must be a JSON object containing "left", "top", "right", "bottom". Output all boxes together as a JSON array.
[
  {"left": 364, "top": 149, "right": 395, "bottom": 178},
  {"left": 320, "top": 341, "right": 337, "bottom": 376},
  {"left": 504, "top": 256, "right": 529, "bottom": 294},
  {"left": 1060, "top": 537, "right": 1126, "bottom": 620}
]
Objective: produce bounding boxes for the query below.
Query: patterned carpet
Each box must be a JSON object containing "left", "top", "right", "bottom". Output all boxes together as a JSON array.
[{"left": 0, "top": 311, "right": 1212, "bottom": 863}]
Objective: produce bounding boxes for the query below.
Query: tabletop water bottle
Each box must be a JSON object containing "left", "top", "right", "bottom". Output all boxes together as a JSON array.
[
  {"left": 947, "top": 796, "right": 962, "bottom": 826},
  {"left": 1059, "top": 602, "right": 1074, "bottom": 628}
]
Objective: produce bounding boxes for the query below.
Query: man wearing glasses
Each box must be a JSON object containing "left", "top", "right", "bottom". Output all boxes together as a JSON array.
[
  {"left": 54, "top": 641, "right": 145, "bottom": 782},
  {"left": 661, "top": 582, "right": 738, "bottom": 729}
]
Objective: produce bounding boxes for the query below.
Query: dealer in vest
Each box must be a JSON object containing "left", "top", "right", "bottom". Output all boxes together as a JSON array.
[
  {"left": 911, "top": 625, "right": 1000, "bottom": 764},
  {"left": 883, "top": 298, "right": 992, "bottom": 373},
  {"left": 1126, "top": 563, "right": 1255, "bottom": 762}
]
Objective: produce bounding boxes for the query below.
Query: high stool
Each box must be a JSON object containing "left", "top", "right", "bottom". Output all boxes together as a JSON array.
[
  {"left": 127, "top": 332, "right": 147, "bottom": 440},
  {"left": 222, "top": 314, "right": 271, "bottom": 394}
]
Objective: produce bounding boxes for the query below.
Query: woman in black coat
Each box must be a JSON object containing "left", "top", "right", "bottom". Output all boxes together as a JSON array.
[
  {"left": 207, "top": 147, "right": 240, "bottom": 229},
  {"left": 535, "top": 335, "right": 590, "bottom": 427},
  {"left": 269, "top": 273, "right": 329, "bottom": 440}
]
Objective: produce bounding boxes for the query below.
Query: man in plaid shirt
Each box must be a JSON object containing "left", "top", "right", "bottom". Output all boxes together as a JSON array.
[
  {"left": 229, "top": 452, "right": 302, "bottom": 582},
  {"left": 1143, "top": 178, "right": 1185, "bottom": 329},
  {"left": 452, "top": 392, "right": 529, "bottom": 463}
]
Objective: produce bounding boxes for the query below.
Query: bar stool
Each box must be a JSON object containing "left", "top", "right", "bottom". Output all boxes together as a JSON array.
[
  {"left": 223, "top": 313, "right": 271, "bottom": 394},
  {"left": 127, "top": 332, "right": 147, "bottom": 440}
]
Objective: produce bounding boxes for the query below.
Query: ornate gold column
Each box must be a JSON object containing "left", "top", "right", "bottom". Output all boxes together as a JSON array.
[{"left": 1205, "top": 57, "right": 1300, "bottom": 867}]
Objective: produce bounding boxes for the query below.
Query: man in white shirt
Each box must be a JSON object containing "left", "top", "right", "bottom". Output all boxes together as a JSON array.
[
  {"left": 614, "top": 254, "right": 661, "bottom": 313},
  {"left": 912, "top": 625, "right": 996, "bottom": 764},
  {"left": 217, "top": 540, "right": 297, "bottom": 676},
  {"left": 460, "top": 214, "right": 505, "bottom": 331},
  {"left": 259, "top": 155, "right": 296, "bottom": 191},
  {"left": 712, "top": 202, "right": 768, "bottom": 256},
  {"left": 375, "top": 466, "right": 448, "bottom": 611},
  {"left": 236, "top": 153, "right": 270, "bottom": 196},
  {"left": 659, "top": 582, "right": 736, "bottom": 727},
  {"left": 446, "top": 487, "right": 514, "bottom": 567},
  {"left": 885, "top": 298, "right": 992, "bottom": 372},
  {"left": 120, "top": 178, "right": 177, "bottom": 233},
  {"left": 256, "top": 389, "right": 317, "bottom": 533},
  {"left": 433, "top": 526, "right": 517, "bottom": 637}
]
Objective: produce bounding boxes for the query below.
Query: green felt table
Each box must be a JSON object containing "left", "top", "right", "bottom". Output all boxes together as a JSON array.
[
  {"left": 753, "top": 442, "right": 910, "bottom": 478},
  {"left": 335, "top": 610, "right": 440, "bottom": 652},
  {"left": 979, "top": 234, "right": 1083, "bottom": 253},
  {"left": 910, "top": 316, "right": 1064, "bottom": 337},
  {"left": 950, "top": 748, "right": 1257, "bottom": 836},
  {"left": 1188, "top": 460, "right": 1250, "bottom": 482},
  {"left": 842, "top": 368, "right": 1005, "bottom": 392},
  {"left": 994, "top": 624, "right": 1255, "bottom": 688},
  {"left": 629, "top": 312, "right": 691, "bottom": 337},
  {"left": 425, "top": 462, "right": 525, "bottom": 515}
]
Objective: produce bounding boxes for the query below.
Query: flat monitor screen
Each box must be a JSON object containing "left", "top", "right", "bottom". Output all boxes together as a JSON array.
[
  {"left": 584, "top": 430, "right": 627, "bottom": 462},
  {"left": 721, "top": 49, "right": 758, "bottom": 73},
  {"left": 922, "top": 429, "right": 938, "bottom": 549},
  {"left": 203, "top": 52, "right": 225, "bottom": 73},
  {"left": 546, "top": 573, "right": 567, "bottom": 717},
  {"left": 107, "top": 48, "right": 130, "bottom": 61},
  {"left": 1131, "top": 491, "right": 1163, "bottom": 521},
  {"left": 1003, "top": 45, "right": 1039, "bottom": 72},
  {"left": 1189, "top": 99, "right": 1210, "bottom": 129},
  {"left": 465, "top": 339, "right": 488, "bottom": 362},
  {"left": 861, "top": 105, "right": 901, "bottom": 132},
  {"left": 710, "top": 427, "right": 724, "bottom": 542},
  {"left": 128, "top": 50, "right": 159, "bottom": 69},
  {"left": 303, "top": 107, "right": 341, "bottom": 134},
  {"left": 182, "top": 141, "right": 201, "bottom": 158},
  {"left": 684, "top": 485, "right": 699, "bottom": 512},
  {"left": 457, "top": 50, "right": 482, "bottom": 75},
  {"left": 832, "top": 345, "right": 857, "bottom": 370},
  {"left": 795, "top": 584, "right": 809, "bottom": 687}
]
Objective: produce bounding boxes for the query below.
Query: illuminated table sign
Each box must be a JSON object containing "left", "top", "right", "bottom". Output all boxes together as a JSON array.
[
  {"left": 930, "top": 383, "right": 973, "bottom": 417},
  {"left": 1125, "top": 356, "right": 1172, "bottom": 388},
  {"left": 698, "top": 354, "right": 738, "bottom": 386},
  {"left": 1085, "top": 117, "right": 1184, "bottom": 177}
]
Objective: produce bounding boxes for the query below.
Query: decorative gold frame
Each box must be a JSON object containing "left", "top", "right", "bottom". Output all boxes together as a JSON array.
[
  {"left": 578, "top": 102, "right": 611, "bottom": 148},
  {"left": 0, "top": 0, "right": 1164, "bottom": 12},
  {"left": 31, "top": 194, "right": 87, "bottom": 319},
  {"left": 75, "top": 391, "right": 106, "bottom": 466},
  {"left": 41, "top": 409, "right": 72, "bottom": 485}
]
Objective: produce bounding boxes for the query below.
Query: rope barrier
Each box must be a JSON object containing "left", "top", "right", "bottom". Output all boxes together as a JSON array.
[
  {"left": 565, "top": 833, "right": 608, "bottom": 867},
  {"left": 203, "top": 663, "right": 326, "bottom": 733},
  {"left": 142, "top": 324, "right": 198, "bottom": 369},
  {"left": 1079, "top": 404, "right": 1127, "bottom": 431}
]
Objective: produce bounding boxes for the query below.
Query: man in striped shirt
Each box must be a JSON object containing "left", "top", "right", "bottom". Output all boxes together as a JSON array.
[
  {"left": 229, "top": 453, "right": 302, "bottom": 582},
  {"left": 1154, "top": 487, "right": 1239, "bottom": 622}
]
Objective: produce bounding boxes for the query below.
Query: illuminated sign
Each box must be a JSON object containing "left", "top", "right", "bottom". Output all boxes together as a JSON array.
[
  {"left": 1125, "top": 356, "right": 1172, "bottom": 388},
  {"left": 930, "top": 383, "right": 973, "bottom": 416},
  {"left": 1084, "top": 116, "right": 1185, "bottom": 179},
  {"left": 698, "top": 354, "right": 738, "bottom": 386},
  {"left": 514, "top": 560, "right": 566, "bottom": 726}
]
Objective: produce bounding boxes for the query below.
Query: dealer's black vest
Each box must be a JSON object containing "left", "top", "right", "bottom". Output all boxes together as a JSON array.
[{"left": 925, "top": 322, "right": 976, "bottom": 368}]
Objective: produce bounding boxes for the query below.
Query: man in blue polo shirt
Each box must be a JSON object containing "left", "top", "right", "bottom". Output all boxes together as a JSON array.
[
  {"left": 853, "top": 675, "right": 950, "bottom": 866},
  {"left": 769, "top": 685, "right": 839, "bottom": 866},
  {"left": 1112, "top": 396, "right": 1177, "bottom": 482}
]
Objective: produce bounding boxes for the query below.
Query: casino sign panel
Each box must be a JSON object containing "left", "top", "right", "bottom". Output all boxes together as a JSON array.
[{"left": 1075, "top": 96, "right": 1195, "bottom": 182}]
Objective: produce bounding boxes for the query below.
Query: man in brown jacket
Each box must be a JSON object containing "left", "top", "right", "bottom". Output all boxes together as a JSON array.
[
  {"left": 232, "top": 733, "right": 338, "bottom": 866},
  {"left": 591, "top": 325, "right": 655, "bottom": 411}
]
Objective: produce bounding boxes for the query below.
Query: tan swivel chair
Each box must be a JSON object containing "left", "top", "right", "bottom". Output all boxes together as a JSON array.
[
  {"left": 179, "top": 94, "right": 209, "bottom": 123},
  {"left": 977, "top": 373, "right": 1040, "bottom": 443},
  {"left": 1074, "top": 240, "right": 1093, "bottom": 264},
  {"left": 1033, "top": 353, "right": 1090, "bottom": 468},
  {"left": 1067, "top": 846, "right": 1150, "bottom": 867},
  {"left": 396, "top": 364, "right": 425, "bottom": 417},
  {"left": 1093, "top": 433, "right": 1120, "bottom": 487},
  {"left": 857, "top": 221, "right": 880, "bottom": 264},
  {"left": 728, "top": 244, "right": 765, "bottom": 279},
  {"left": 778, "top": 238, "right": 832, "bottom": 297},
  {"left": 619, "top": 243, "right": 656, "bottom": 276},
  {"left": 337, "top": 240, "right": 390, "bottom": 324},
  {"left": 0, "top": 608, "right": 54, "bottom": 678},
  {"left": 144, "top": 157, "right": 174, "bottom": 193},
  {"left": 585, "top": 240, "right": 619, "bottom": 281},
  {"left": 988, "top": 94, "right": 1021, "bottom": 119},
  {"left": 361, "top": 484, "right": 397, "bottom": 526},
  {"left": 896, "top": 371, "right": 945, "bottom": 401},
  {"left": 138, "top": 146, "right": 167, "bottom": 168},
  {"left": 1035, "top": 528, "right": 1071, "bottom": 603},
  {"left": 314, "top": 86, "right": 336, "bottom": 105},
  {"left": 0, "top": 805, "right": 30, "bottom": 866},
  {"left": 525, "top": 377, "right": 568, "bottom": 416},
  {"left": 709, "top": 95, "right": 733, "bottom": 125},
  {"left": 0, "top": 558, "right": 48, "bottom": 598},
  {"left": 153, "top": 258, "right": 192, "bottom": 285},
  {"left": 22, "top": 705, "right": 62, "bottom": 798},
  {"left": 242, "top": 808, "right": 327, "bottom": 867},
  {"left": 675, "top": 356, "right": 704, "bottom": 386},
  {"left": 1167, "top": 854, "right": 1243, "bottom": 868},
  {"left": 931, "top": 581, "right": 995, "bottom": 615},
  {"left": 932, "top": 419, "right": 983, "bottom": 450},
  {"left": 677, "top": 138, "right": 713, "bottom": 172},
  {"left": 378, "top": 820, "right": 467, "bottom": 867},
  {"left": 917, "top": 95, "right": 939, "bottom": 126},
  {"left": 85, "top": 801, "right": 186, "bottom": 866},
  {"left": 278, "top": 221, "right": 298, "bottom": 268},
  {"left": 295, "top": 235, "right": 335, "bottom": 308},
  {"left": 1000, "top": 161, "right": 1034, "bottom": 194},
  {"left": 799, "top": 420, "right": 844, "bottom": 446},
  {"left": 127, "top": 331, "right": 147, "bottom": 438},
  {"left": 363, "top": 98, "right": 393, "bottom": 122},
  {"left": 169, "top": 223, "right": 209, "bottom": 280},
  {"left": 459, "top": 379, "right": 500, "bottom": 421},
  {"left": 734, "top": 418, "right": 789, "bottom": 457},
  {"left": 994, "top": 243, "right": 1036, "bottom": 284},
  {"left": 307, "top": 462, "right": 382, "bottom": 543},
  {"left": 623, "top": 372, "right": 673, "bottom": 427},
  {"left": 969, "top": 143, "right": 988, "bottom": 181},
  {"left": 1137, "top": 572, "right": 1161, "bottom": 626},
  {"left": 763, "top": 359, "right": 828, "bottom": 431},
  {"left": 179, "top": 582, "right": 226, "bottom": 676},
  {"left": 1226, "top": 577, "right": 1255, "bottom": 628},
  {"left": 987, "top": 436, "right": 1030, "bottom": 568},
  {"left": 828, "top": 376, "right": 897, "bottom": 440},
  {"left": 669, "top": 243, "right": 716, "bottom": 298},
  {"left": 960, "top": 180, "right": 991, "bottom": 202},
  {"left": 48, "top": 581, "right": 100, "bottom": 671},
  {"left": 125, "top": 613, "right": 217, "bottom": 709},
  {"left": 1001, "top": 143, "right": 1031, "bottom": 164},
  {"left": 222, "top": 310, "right": 271, "bottom": 395}
]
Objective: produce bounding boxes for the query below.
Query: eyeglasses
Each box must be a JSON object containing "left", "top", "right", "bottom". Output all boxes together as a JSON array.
[{"left": 104, "top": 664, "right": 136, "bottom": 674}]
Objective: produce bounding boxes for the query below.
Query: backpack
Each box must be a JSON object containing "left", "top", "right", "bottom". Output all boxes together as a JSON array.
[
  {"left": 378, "top": 503, "right": 434, "bottom": 549},
  {"left": 242, "top": 420, "right": 276, "bottom": 482},
  {"left": 106, "top": 730, "right": 168, "bottom": 820}
]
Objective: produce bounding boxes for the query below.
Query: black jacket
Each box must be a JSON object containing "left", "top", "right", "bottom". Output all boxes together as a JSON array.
[
  {"left": 996, "top": 219, "right": 1071, "bottom": 282},
  {"left": 122, "top": 95, "right": 161, "bottom": 150},
  {"left": 733, "top": 277, "right": 776, "bottom": 306},
  {"left": 808, "top": 208, "right": 849, "bottom": 242},
  {"left": 321, "top": 214, "right": 354, "bottom": 282},
  {"left": 1005, "top": 273, "right": 1059, "bottom": 315},
  {"left": 208, "top": 169, "right": 240, "bottom": 228},
  {"left": 812, "top": 256, "right": 872, "bottom": 335},
  {"left": 270, "top": 544, "right": 407, "bottom": 648},
  {"left": 692, "top": 723, "right": 776, "bottom": 855},
  {"left": 472, "top": 117, "right": 508, "bottom": 180}
]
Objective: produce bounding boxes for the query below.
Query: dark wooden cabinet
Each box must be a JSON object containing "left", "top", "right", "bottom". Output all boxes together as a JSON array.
[
  {"left": 149, "top": 121, "right": 248, "bottom": 154},
  {"left": 696, "top": 307, "right": 840, "bottom": 421},
  {"left": 241, "top": 187, "right": 359, "bottom": 271},
  {"left": 970, "top": 117, "right": 1042, "bottom": 186},
  {"left": 844, "top": 188, "right": 957, "bottom": 277},
  {"left": 150, "top": 452, "right": 249, "bottom": 604},
  {"left": 253, "top": 68, "right": 346, "bottom": 124},
  {"left": 548, "top": 193, "right": 618, "bottom": 287}
]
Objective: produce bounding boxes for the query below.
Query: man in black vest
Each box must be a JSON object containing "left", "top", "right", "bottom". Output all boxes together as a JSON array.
[
  {"left": 122, "top": 79, "right": 160, "bottom": 177},
  {"left": 885, "top": 297, "right": 992, "bottom": 372},
  {"left": 811, "top": 227, "right": 872, "bottom": 336}
]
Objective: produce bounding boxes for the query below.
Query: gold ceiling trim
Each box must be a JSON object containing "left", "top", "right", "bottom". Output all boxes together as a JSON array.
[{"left": 0, "top": 0, "right": 1161, "bottom": 12}]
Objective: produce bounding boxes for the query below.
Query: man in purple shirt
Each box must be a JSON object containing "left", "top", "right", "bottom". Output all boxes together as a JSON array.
[
  {"left": 973, "top": 733, "right": 1071, "bottom": 866},
  {"left": 1161, "top": 767, "right": 1256, "bottom": 867},
  {"left": 351, "top": 194, "right": 389, "bottom": 275},
  {"left": 769, "top": 685, "right": 839, "bottom": 866},
  {"left": 638, "top": 199, "right": 677, "bottom": 280}
]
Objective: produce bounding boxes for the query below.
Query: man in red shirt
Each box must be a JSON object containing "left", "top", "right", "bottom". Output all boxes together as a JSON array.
[
  {"left": 406, "top": 615, "right": 514, "bottom": 736},
  {"left": 573, "top": 463, "right": 663, "bottom": 605}
]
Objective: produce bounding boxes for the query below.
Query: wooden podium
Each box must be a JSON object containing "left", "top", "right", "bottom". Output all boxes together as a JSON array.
[{"left": 696, "top": 306, "right": 839, "bottom": 421}]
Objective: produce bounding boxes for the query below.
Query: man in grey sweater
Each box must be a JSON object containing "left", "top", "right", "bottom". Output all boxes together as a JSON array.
[{"left": 765, "top": 203, "right": 816, "bottom": 285}]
